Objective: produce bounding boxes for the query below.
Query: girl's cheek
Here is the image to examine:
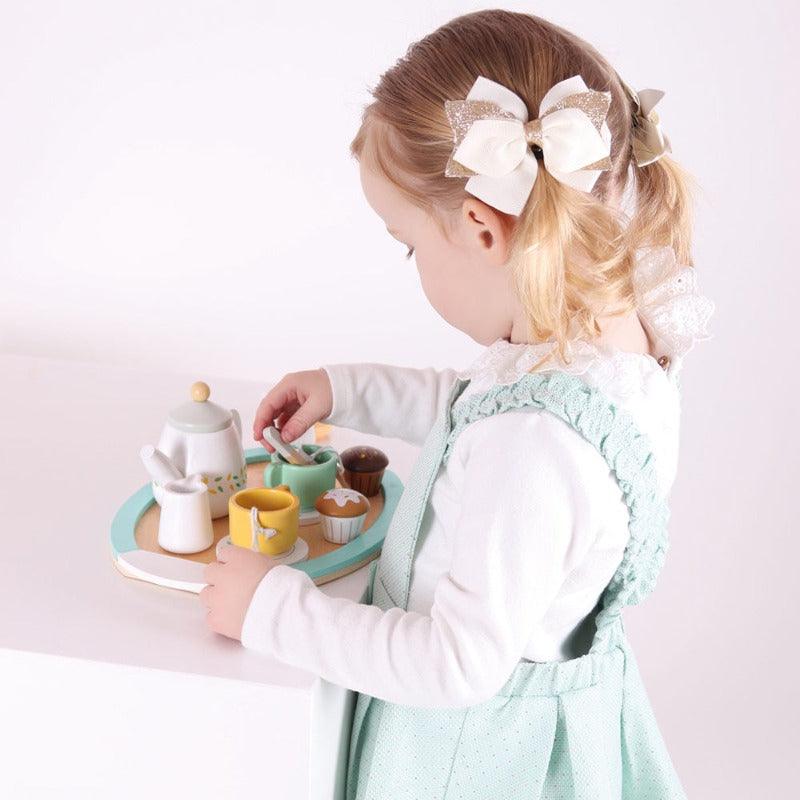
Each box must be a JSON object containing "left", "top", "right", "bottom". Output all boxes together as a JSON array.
[
  {"left": 416, "top": 266, "right": 440, "bottom": 310},
  {"left": 416, "top": 256, "right": 461, "bottom": 325}
]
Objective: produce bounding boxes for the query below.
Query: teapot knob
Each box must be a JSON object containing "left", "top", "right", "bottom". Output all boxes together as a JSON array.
[{"left": 191, "top": 381, "right": 210, "bottom": 402}]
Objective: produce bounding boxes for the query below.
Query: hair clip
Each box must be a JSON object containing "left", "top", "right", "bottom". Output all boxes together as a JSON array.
[{"left": 618, "top": 76, "right": 672, "bottom": 167}]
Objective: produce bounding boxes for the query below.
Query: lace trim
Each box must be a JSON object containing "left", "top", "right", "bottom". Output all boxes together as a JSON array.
[
  {"left": 634, "top": 245, "right": 716, "bottom": 362},
  {"left": 456, "top": 337, "right": 664, "bottom": 394},
  {"left": 459, "top": 338, "right": 595, "bottom": 384},
  {"left": 444, "top": 371, "right": 671, "bottom": 652},
  {"left": 456, "top": 245, "right": 715, "bottom": 393}
]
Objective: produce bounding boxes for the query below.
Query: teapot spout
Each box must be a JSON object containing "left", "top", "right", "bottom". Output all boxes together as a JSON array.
[{"left": 140, "top": 444, "right": 185, "bottom": 485}]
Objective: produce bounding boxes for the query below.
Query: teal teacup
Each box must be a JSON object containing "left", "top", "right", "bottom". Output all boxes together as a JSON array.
[{"left": 263, "top": 444, "right": 339, "bottom": 517}]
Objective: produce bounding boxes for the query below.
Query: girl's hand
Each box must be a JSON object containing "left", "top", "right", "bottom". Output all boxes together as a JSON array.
[
  {"left": 199, "top": 545, "right": 273, "bottom": 641},
  {"left": 252, "top": 368, "right": 333, "bottom": 452}
]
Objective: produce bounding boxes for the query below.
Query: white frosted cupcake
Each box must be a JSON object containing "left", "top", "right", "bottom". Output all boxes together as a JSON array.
[{"left": 314, "top": 488, "right": 370, "bottom": 544}]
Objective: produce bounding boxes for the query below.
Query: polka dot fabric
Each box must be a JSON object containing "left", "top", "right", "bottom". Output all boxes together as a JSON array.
[{"left": 345, "top": 372, "right": 687, "bottom": 800}]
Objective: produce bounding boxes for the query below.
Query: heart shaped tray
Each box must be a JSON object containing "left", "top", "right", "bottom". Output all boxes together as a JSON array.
[{"left": 110, "top": 447, "right": 402, "bottom": 593}]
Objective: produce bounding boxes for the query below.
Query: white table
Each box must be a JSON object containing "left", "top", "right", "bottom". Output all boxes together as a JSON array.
[{"left": 0, "top": 353, "right": 418, "bottom": 799}]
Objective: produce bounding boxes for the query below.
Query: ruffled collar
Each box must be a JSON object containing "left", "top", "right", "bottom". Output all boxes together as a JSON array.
[{"left": 457, "top": 245, "right": 715, "bottom": 390}]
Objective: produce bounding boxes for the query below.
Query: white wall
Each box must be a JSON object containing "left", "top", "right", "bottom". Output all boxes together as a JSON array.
[
  {"left": 2, "top": 1, "right": 797, "bottom": 797},
  {"left": 1, "top": 0, "right": 481, "bottom": 378}
]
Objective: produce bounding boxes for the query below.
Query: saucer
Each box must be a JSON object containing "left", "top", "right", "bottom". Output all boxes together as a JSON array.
[{"left": 215, "top": 535, "right": 309, "bottom": 565}]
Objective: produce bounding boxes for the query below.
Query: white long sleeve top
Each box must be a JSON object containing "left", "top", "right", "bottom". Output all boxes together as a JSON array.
[{"left": 241, "top": 245, "right": 715, "bottom": 708}]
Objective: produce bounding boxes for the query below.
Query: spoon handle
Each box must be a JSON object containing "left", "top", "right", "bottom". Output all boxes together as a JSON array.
[{"left": 263, "top": 426, "right": 314, "bottom": 465}]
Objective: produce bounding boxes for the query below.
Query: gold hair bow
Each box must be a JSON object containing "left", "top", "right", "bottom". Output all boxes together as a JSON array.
[{"left": 619, "top": 77, "right": 672, "bottom": 167}]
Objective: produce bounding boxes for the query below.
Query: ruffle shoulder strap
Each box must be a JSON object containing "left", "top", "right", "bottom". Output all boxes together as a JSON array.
[{"left": 444, "top": 369, "right": 671, "bottom": 637}]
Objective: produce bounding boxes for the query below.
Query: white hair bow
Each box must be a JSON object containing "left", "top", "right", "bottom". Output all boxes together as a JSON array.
[{"left": 444, "top": 74, "right": 613, "bottom": 216}]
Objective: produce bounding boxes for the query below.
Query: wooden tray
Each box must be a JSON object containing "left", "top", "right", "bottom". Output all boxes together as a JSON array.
[{"left": 110, "top": 447, "right": 402, "bottom": 593}]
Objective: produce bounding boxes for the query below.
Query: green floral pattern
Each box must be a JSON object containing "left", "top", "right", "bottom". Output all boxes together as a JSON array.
[{"left": 200, "top": 462, "right": 247, "bottom": 495}]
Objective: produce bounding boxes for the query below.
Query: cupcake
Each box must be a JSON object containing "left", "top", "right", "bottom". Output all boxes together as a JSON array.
[
  {"left": 340, "top": 445, "right": 389, "bottom": 497},
  {"left": 315, "top": 487, "right": 370, "bottom": 544}
]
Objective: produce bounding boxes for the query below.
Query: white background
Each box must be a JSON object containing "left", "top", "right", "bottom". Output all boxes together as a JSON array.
[{"left": 2, "top": 1, "right": 797, "bottom": 797}]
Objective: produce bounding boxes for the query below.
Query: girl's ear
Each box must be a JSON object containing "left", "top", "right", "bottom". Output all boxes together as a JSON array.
[{"left": 460, "top": 197, "right": 514, "bottom": 267}]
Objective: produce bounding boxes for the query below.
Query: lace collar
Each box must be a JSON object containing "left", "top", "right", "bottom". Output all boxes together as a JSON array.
[{"left": 456, "top": 245, "right": 715, "bottom": 391}]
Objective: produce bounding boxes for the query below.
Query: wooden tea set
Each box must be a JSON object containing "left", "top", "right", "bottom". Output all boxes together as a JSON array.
[{"left": 110, "top": 381, "right": 402, "bottom": 592}]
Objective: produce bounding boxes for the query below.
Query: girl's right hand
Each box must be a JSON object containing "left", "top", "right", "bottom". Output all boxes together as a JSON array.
[{"left": 252, "top": 368, "right": 334, "bottom": 453}]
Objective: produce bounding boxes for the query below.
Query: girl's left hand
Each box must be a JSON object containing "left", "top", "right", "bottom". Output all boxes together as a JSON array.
[{"left": 199, "top": 544, "right": 273, "bottom": 640}]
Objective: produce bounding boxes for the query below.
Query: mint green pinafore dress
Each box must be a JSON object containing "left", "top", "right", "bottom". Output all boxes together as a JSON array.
[{"left": 344, "top": 369, "right": 688, "bottom": 800}]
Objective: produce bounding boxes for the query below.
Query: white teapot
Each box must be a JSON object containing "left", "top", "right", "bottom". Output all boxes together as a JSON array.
[{"left": 143, "top": 381, "right": 247, "bottom": 519}]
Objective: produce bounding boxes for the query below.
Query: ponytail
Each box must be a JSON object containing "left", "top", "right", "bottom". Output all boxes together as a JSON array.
[
  {"left": 511, "top": 167, "right": 638, "bottom": 374},
  {"left": 626, "top": 153, "right": 698, "bottom": 266}
]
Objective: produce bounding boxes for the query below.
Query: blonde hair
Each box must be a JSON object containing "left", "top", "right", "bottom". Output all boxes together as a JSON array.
[{"left": 349, "top": 10, "right": 699, "bottom": 371}]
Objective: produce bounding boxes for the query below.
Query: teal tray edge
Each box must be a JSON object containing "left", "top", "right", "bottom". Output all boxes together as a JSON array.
[{"left": 110, "top": 446, "right": 400, "bottom": 581}]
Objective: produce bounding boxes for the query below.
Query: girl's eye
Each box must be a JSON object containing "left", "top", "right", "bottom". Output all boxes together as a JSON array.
[{"left": 405, "top": 247, "right": 415, "bottom": 260}]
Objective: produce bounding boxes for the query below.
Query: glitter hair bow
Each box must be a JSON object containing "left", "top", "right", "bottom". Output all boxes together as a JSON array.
[
  {"left": 444, "top": 74, "right": 613, "bottom": 216},
  {"left": 618, "top": 76, "right": 672, "bottom": 167}
]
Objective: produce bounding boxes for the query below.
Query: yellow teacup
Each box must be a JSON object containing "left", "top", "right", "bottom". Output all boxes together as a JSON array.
[{"left": 228, "top": 485, "right": 299, "bottom": 556}]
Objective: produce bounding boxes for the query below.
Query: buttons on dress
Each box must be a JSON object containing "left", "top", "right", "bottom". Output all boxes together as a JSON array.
[{"left": 657, "top": 355, "right": 671, "bottom": 371}]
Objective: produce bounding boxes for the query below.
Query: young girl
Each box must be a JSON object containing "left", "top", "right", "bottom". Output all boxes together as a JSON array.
[{"left": 199, "top": 10, "right": 714, "bottom": 799}]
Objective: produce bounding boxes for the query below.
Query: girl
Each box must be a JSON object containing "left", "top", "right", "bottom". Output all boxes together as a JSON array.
[{"left": 200, "top": 9, "right": 715, "bottom": 799}]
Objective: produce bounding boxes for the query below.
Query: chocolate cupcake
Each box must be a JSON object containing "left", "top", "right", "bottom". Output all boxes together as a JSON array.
[
  {"left": 339, "top": 445, "right": 389, "bottom": 497},
  {"left": 315, "top": 488, "right": 370, "bottom": 544}
]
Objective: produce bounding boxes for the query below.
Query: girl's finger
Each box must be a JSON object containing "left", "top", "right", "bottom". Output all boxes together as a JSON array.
[
  {"left": 252, "top": 383, "right": 295, "bottom": 442},
  {"left": 203, "top": 560, "right": 221, "bottom": 585},
  {"left": 255, "top": 404, "right": 300, "bottom": 451},
  {"left": 258, "top": 410, "right": 292, "bottom": 451},
  {"left": 217, "top": 543, "right": 235, "bottom": 563},
  {"left": 279, "top": 399, "right": 318, "bottom": 443},
  {"left": 198, "top": 584, "right": 214, "bottom": 608},
  {"left": 274, "top": 409, "right": 292, "bottom": 430}
]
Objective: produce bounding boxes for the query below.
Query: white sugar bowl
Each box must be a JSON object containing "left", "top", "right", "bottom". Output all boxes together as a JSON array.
[{"left": 147, "top": 381, "right": 247, "bottom": 519}]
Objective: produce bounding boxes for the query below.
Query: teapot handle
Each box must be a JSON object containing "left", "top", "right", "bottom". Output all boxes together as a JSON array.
[{"left": 231, "top": 408, "right": 242, "bottom": 438}]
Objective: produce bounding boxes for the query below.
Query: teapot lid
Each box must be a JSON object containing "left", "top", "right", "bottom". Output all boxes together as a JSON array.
[{"left": 168, "top": 382, "right": 232, "bottom": 433}]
